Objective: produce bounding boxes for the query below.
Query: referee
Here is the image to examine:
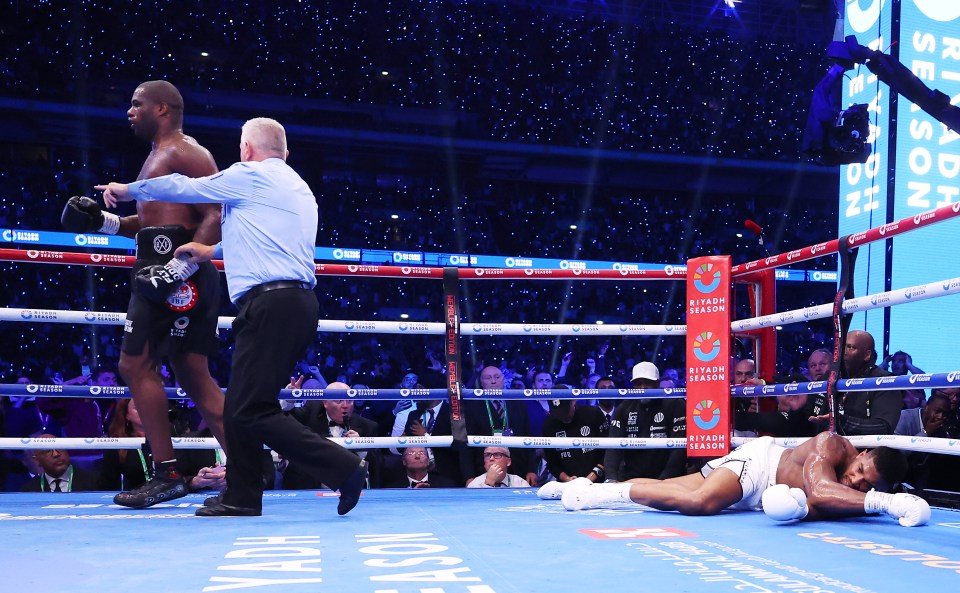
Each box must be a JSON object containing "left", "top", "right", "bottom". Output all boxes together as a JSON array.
[{"left": 99, "top": 117, "right": 367, "bottom": 516}]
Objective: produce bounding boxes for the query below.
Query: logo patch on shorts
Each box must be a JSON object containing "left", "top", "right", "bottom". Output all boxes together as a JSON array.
[
  {"left": 166, "top": 280, "right": 199, "bottom": 312},
  {"left": 153, "top": 234, "right": 173, "bottom": 255},
  {"left": 171, "top": 316, "right": 190, "bottom": 337}
]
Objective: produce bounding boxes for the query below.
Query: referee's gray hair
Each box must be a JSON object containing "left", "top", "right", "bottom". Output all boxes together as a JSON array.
[{"left": 242, "top": 117, "right": 287, "bottom": 158}]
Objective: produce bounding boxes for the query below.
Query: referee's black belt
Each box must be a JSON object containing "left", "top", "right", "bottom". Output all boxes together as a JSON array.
[{"left": 238, "top": 280, "right": 311, "bottom": 307}]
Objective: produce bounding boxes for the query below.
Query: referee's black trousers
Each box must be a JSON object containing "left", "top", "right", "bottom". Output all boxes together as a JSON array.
[{"left": 222, "top": 287, "right": 361, "bottom": 509}]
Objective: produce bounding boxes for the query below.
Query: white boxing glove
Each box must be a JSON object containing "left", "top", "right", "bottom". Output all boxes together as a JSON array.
[
  {"left": 864, "top": 490, "right": 931, "bottom": 527},
  {"left": 762, "top": 484, "right": 809, "bottom": 521}
]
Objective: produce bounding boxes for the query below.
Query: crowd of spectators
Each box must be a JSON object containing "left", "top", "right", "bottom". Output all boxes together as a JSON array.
[
  {"left": 6, "top": 1, "right": 947, "bottom": 496},
  {"left": 3, "top": 1, "right": 830, "bottom": 160},
  {"left": 5, "top": 343, "right": 957, "bottom": 493},
  {"left": 0, "top": 165, "right": 839, "bottom": 390},
  {"left": 0, "top": 1, "right": 842, "bottom": 382}
]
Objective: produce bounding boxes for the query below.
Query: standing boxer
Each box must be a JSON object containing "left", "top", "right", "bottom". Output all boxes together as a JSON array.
[
  {"left": 61, "top": 80, "right": 226, "bottom": 508},
  {"left": 98, "top": 117, "right": 366, "bottom": 516}
]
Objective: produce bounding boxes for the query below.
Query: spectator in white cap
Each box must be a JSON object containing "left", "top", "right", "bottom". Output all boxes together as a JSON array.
[
  {"left": 631, "top": 362, "right": 660, "bottom": 388},
  {"left": 602, "top": 361, "right": 687, "bottom": 482}
]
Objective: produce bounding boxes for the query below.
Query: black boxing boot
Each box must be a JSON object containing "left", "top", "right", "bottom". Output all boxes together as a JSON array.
[{"left": 114, "top": 460, "right": 188, "bottom": 509}]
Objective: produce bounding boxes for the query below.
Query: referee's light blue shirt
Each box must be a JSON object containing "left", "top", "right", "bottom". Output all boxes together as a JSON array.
[{"left": 127, "top": 158, "right": 318, "bottom": 304}]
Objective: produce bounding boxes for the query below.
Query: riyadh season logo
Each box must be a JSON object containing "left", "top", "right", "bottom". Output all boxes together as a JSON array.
[
  {"left": 846, "top": 0, "right": 886, "bottom": 34},
  {"left": 692, "top": 400, "right": 721, "bottom": 430},
  {"left": 912, "top": 0, "right": 960, "bottom": 22},
  {"left": 692, "top": 331, "right": 721, "bottom": 362},
  {"left": 692, "top": 263, "right": 721, "bottom": 293}
]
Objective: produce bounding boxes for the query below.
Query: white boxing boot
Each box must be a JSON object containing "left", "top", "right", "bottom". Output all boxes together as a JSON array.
[
  {"left": 562, "top": 482, "right": 633, "bottom": 511},
  {"left": 537, "top": 477, "right": 592, "bottom": 500}
]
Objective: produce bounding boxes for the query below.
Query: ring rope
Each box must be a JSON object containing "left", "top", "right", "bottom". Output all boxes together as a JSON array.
[
  {"left": 5, "top": 273, "right": 958, "bottom": 337},
  {"left": 0, "top": 435, "right": 453, "bottom": 451},
  {"left": 0, "top": 308, "right": 684, "bottom": 336},
  {"left": 7, "top": 201, "right": 959, "bottom": 281},
  {"left": 732, "top": 276, "right": 960, "bottom": 332},
  {"left": 0, "top": 248, "right": 682, "bottom": 281},
  {"left": 6, "top": 434, "right": 957, "bottom": 455},
  {"left": 731, "top": 201, "right": 960, "bottom": 277},
  {"left": 731, "top": 435, "right": 960, "bottom": 457},
  {"left": 4, "top": 373, "right": 959, "bottom": 402}
]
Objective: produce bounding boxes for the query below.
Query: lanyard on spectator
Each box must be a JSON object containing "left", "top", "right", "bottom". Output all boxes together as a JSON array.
[
  {"left": 485, "top": 401, "right": 510, "bottom": 436},
  {"left": 136, "top": 449, "right": 150, "bottom": 483},
  {"left": 43, "top": 471, "right": 72, "bottom": 492}
]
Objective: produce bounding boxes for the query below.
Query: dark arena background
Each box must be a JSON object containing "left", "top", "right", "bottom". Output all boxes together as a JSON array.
[{"left": 2, "top": 1, "right": 959, "bottom": 592}]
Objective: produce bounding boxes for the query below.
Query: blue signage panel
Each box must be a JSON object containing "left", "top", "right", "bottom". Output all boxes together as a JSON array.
[
  {"left": 889, "top": 1, "right": 960, "bottom": 373},
  {"left": 1, "top": 229, "right": 134, "bottom": 250},
  {"left": 840, "top": 0, "right": 893, "bottom": 339},
  {"left": 3, "top": 227, "right": 832, "bottom": 284}
]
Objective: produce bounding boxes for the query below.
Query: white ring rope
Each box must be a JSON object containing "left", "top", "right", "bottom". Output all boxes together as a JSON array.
[
  {"left": 0, "top": 435, "right": 453, "bottom": 451},
  {"left": 732, "top": 435, "right": 960, "bottom": 457},
  {"left": 0, "top": 308, "right": 686, "bottom": 336},
  {"left": 7, "top": 273, "right": 960, "bottom": 337},
  {"left": 4, "top": 372, "right": 960, "bottom": 400},
  {"left": 733, "top": 276, "right": 960, "bottom": 332},
  {"left": 6, "top": 434, "right": 957, "bottom": 456}
]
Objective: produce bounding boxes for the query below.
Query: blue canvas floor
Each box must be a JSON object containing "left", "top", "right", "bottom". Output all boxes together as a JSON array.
[{"left": 2, "top": 488, "right": 959, "bottom": 593}]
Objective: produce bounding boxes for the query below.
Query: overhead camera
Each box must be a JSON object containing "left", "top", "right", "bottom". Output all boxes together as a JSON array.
[
  {"left": 801, "top": 39, "right": 872, "bottom": 167},
  {"left": 823, "top": 103, "right": 870, "bottom": 166},
  {"left": 803, "top": 34, "right": 960, "bottom": 167}
]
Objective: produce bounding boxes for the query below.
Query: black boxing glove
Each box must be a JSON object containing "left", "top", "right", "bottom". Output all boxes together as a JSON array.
[
  {"left": 61, "top": 196, "right": 121, "bottom": 234},
  {"left": 134, "top": 257, "right": 199, "bottom": 303}
]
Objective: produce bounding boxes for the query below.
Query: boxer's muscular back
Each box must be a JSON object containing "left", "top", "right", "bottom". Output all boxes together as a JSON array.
[
  {"left": 133, "top": 133, "right": 221, "bottom": 245},
  {"left": 775, "top": 432, "right": 857, "bottom": 490}
]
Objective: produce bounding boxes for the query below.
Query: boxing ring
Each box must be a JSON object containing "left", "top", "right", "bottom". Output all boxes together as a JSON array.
[
  {"left": 3, "top": 489, "right": 960, "bottom": 592},
  {"left": 3, "top": 203, "right": 960, "bottom": 591}
]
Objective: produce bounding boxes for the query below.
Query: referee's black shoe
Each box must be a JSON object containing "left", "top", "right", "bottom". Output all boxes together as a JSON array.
[
  {"left": 203, "top": 491, "right": 224, "bottom": 507},
  {"left": 196, "top": 502, "right": 261, "bottom": 517},
  {"left": 337, "top": 460, "right": 368, "bottom": 516}
]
